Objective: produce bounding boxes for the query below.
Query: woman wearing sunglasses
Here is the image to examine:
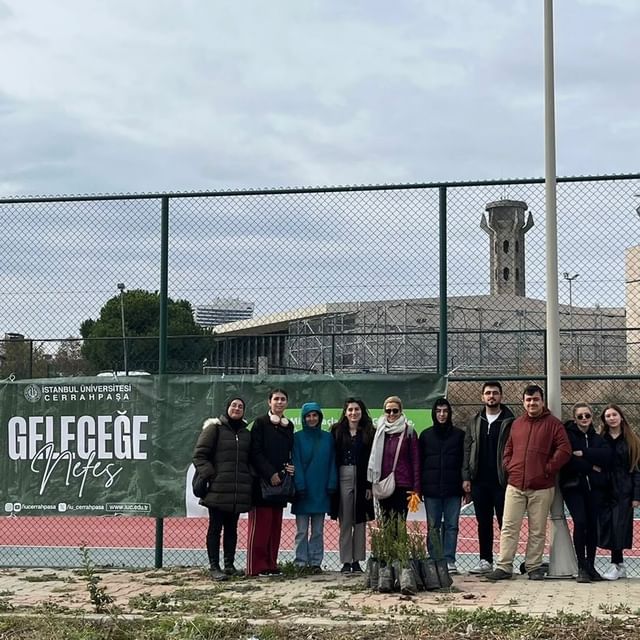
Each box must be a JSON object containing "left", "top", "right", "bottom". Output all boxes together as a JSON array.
[
  {"left": 367, "top": 395, "right": 421, "bottom": 522},
  {"left": 560, "top": 402, "right": 611, "bottom": 583}
]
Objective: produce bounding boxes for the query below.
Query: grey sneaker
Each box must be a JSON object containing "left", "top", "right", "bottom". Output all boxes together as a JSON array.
[
  {"left": 447, "top": 562, "right": 459, "bottom": 575},
  {"left": 469, "top": 559, "right": 493, "bottom": 574}
]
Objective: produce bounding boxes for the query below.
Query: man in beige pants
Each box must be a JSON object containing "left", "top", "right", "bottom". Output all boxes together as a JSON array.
[{"left": 485, "top": 384, "right": 571, "bottom": 581}]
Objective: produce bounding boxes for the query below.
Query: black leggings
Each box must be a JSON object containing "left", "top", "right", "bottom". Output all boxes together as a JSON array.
[
  {"left": 611, "top": 549, "right": 624, "bottom": 565},
  {"left": 206, "top": 507, "right": 240, "bottom": 567},
  {"left": 563, "top": 488, "right": 598, "bottom": 568}
]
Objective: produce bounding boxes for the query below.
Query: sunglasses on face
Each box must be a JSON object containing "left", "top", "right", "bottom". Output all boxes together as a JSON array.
[
  {"left": 384, "top": 408, "right": 400, "bottom": 415},
  {"left": 576, "top": 413, "right": 591, "bottom": 420}
]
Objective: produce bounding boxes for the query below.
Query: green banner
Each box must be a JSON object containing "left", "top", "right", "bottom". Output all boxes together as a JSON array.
[{"left": 0, "top": 373, "right": 446, "bottom": 517}]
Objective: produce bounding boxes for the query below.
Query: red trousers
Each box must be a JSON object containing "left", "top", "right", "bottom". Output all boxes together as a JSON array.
[{"left": 246, "top": 506, "right": 284, "bottom": 576}]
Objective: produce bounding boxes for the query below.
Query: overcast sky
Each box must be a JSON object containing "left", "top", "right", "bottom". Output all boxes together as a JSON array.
[
  {"left": 0, "top": 1, "right": 639, "bottom": 345},
  {"left": 1, "top": 0, "right": 638, "bottom": 197}
]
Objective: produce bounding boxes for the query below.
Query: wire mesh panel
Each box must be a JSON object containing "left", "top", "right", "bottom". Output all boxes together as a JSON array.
[{"left": 0, "top": 175, "right": 639, "bottom": 573}]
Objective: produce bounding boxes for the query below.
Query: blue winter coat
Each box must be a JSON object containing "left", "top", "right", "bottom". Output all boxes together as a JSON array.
[{"left": 292, "top": 402, "right": 337, "bottom": 515}]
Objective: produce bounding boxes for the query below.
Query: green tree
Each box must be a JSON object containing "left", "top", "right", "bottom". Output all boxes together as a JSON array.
[
  {"left": 0, "top": 338, "right": 49, "bottom": 379},
  {"left": 51, "top": 338, "right": 89, "bottom": 377},
  {"left": 80, "top": 290, "right": 209, "bottom": 373}
]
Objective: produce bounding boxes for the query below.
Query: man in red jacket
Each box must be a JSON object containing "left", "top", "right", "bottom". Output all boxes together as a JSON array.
[{"left": 485, "top": 384, "right": 571, "bottom": 581}]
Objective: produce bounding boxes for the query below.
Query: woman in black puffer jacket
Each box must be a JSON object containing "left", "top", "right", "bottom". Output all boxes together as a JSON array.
[
  {"left": 193, "top": 397, "right": 252, "bottom": 581},
  {"left": 560, "top": 402, "right": 611, "bottom": 583}
]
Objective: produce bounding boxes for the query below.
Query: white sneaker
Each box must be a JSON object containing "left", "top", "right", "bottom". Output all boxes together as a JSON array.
[
  {"left": 447, "top": 562, "right": 459, "bottom": 574},
  {"left": 602, "top": 563, "right": 626, "bottom": 580},
  {"left": 469, "top": 559, "right": 493, "bottom": 574}
]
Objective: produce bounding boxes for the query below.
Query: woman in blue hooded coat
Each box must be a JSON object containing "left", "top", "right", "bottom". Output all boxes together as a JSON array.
[{"left": 292, "top": 402, "right": 337, "bottom": 571}]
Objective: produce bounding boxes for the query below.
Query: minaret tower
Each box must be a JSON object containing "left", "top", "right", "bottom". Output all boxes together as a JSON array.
[{"left": 480, "top": 200, "right": 533, "bottom": 296}]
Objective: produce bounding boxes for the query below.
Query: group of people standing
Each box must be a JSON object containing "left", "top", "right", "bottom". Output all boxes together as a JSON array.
[
  {"left": 192, "top": 389, "right": 379, "bottom": 579},
  {"left": 465, "top": 382, "right": 640, "bottom": 583},
  {"left": 192, "top": 383, "right": 640, "bottom": 582}
]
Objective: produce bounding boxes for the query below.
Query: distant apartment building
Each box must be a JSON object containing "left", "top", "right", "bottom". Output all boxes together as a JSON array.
[{"left": 194, "top": 299, "right": 254, "bottom": 328}]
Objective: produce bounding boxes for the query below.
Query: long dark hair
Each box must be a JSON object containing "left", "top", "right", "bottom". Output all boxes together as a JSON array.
[
  {"left": 332, "top": 397, "right": 374, "bottom": 447},
  {"left": 600, "top": 403, "right": 640, "bottom": 471}
]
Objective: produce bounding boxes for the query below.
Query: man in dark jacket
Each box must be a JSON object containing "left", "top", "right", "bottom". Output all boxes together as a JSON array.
[
  {"left": 419, "top": 397, "right": 465, "bottom": 574},
  {"left": 462, "top": 381, "right": 514, "bottom": 574},
  {"left": 486, "top": 384, "right": 571, "bottom": 581}
]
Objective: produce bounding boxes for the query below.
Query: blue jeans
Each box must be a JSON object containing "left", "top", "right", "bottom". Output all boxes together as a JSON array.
[
  {"left": 425, "top": 496, "right": 461, "bottom": 564},
  {"left": 294, "top": 514, "right": 325, "bottom": 567}
]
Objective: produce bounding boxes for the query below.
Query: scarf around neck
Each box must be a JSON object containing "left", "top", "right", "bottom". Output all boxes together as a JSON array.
[{"left": 367, "top": 414, "right": 408, "bottom": 483}]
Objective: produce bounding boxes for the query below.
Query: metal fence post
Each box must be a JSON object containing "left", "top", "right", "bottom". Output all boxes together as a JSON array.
[
  {"left": 28, "top": 340, "right": 33, "bottom": 378},
  {"left": 438, "top": 186, "right": 448, "bottom": 376},
  {"left": 331, "top": 334, "right": 336, "bottom": 374},
  {"left": 155, "top": 196, "right": 170, "bottom": 569}
]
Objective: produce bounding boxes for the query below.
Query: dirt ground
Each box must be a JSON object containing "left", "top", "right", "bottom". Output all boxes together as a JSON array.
[{"left": 1, "top": 566, "right": 639, "bottom": 623}]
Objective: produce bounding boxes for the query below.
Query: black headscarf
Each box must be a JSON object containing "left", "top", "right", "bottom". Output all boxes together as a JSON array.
[{"left": 225, "top": 397, "right": 246, "bottom": 429}]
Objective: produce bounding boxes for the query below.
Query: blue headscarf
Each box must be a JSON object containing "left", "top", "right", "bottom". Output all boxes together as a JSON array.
[{"left": 301, "top": 402, "right": 324, "bottom": 429}]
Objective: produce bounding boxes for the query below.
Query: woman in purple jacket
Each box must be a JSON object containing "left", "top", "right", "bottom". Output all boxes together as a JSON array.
[{"left": 367, "top": 395, "right": 421, "bottom": 522}]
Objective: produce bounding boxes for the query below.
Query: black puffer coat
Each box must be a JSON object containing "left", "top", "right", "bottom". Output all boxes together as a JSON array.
[
  {"left": 419, "top": 422, "right": 465, "bottom": 498},
  {"left": 598, "top": 433, "right": 640, "bottom": 550},
  {"left": 559, "top": 421, "right": 611, "bottom": 492},
  {"left": 250, "top": 414, "right": 294, "bottom": 508},
  {"left": 192, "top": 415, "right": 252, "bottom": 513}
]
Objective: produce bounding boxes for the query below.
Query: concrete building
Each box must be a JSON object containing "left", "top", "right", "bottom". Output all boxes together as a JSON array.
[
  {"left": 201, "top": 201, "right": 634, "bottom": 377},
  {"left": 194, "top": 299, "right": 254, "bottom": 328}
]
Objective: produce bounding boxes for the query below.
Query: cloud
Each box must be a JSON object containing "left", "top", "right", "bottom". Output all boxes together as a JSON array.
[
  {"left": 1, "top": 0, "right": 638, "bottom": 196},
  {"left": 0, "top": 1, "right": 638, "bottom": 342}
]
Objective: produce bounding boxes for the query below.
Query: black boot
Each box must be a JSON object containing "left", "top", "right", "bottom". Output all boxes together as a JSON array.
[
  {"left": 587, "top": 564, "right": 604, "bottom": 582},
  {"left": 224, "top": 564, "right": 243, "bottom": 577},
  {"left": 576, "top": 568, "right": 591, "bottom": 583},
  {"left": 209, "top": 563, "right": 228, "bottom": 581},
  {"left": 224, "top": 555, "right": 243, "bottom": 577}
]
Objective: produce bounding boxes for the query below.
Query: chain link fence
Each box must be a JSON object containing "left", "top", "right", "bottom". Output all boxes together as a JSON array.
[{"left": 1, "top": 174, "right": 639, "bottom": 572}]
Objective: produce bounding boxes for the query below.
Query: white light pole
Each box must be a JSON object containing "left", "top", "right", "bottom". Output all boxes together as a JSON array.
[
  {"left": 562, "top": 271, "right": 580, "bottom": 362},
  {"left": 545, "top": 0, "right": 578, "bottom": 578},
  {"left": 117, "top": 283, "right": 128, "bottom": 375}
]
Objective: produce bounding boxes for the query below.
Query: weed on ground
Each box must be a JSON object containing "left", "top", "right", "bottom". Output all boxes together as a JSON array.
[{"left": 0, "top": 611, "right": 639, "bottom": 640}]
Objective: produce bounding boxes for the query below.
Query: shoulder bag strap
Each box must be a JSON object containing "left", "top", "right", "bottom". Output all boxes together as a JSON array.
[{"left": 390, "top": 426, "right": 406, "bottom": 473}]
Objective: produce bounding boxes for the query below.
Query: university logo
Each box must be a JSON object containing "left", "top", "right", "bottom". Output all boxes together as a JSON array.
[{"left": 23, "top": 384, "right": 42, "bottom": 404}]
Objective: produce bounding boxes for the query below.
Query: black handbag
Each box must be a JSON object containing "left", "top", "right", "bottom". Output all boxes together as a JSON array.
[
  {"left": 192, "top": 470, "right": 210, "bottom": 499},
  {"left": 260, "top": 472, "right": 295, "bottom": 502}
]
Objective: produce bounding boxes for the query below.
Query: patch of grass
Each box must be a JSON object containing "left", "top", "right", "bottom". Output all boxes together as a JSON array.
[
  {"left": 32, "top": 600, "right": 75, "bottom": 615},
  {"left": 0, "top": 597, "right": 14, "bottom": 613},
  {"left": 598, "top": 602, "right": 632, "bottom": 615},
  {"left": 20, "top": 573, "right": 65, "bottom": 583},
  {"left": 50, "top": 585, "right": 76, "bottom": 594},
  {"left": 434, "top": 593, "right": 455, "bottom": 603},
  {"left": 129, "top": 591, "right": 173, "bottom": 612}
]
